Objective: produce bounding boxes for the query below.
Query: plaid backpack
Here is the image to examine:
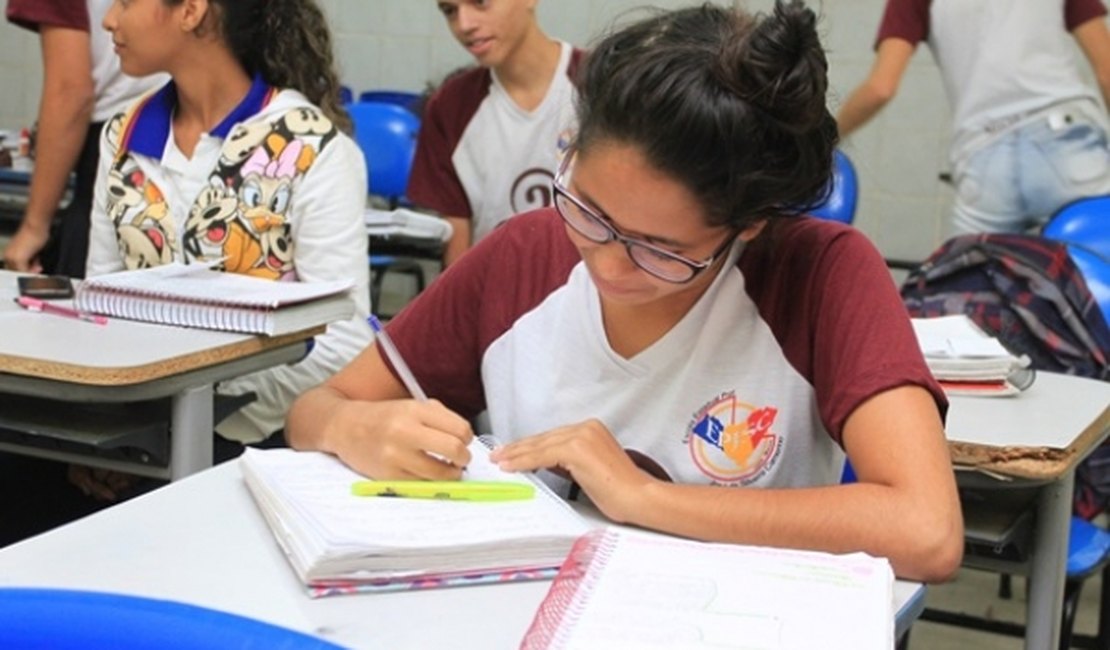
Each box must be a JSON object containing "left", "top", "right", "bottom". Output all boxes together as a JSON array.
[{"left": 900, "top": 233, "right": 1110, "bottom": 517}]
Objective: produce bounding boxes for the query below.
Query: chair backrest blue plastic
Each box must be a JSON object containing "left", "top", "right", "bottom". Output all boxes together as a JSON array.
[
  {"left": 0, "top": 588, "right": 343, "bottom": 649},
  {"left": 809, "top": 149, "right": 859, "bottom": 225},
  {"left": 357, "top": 90, "right": 421, "bottom": 113},
  {"left": 1042, "top": 195, "right": 1110, "bottom": 324},
  {"left": 1043, "top": 195, "right": 1110, "bottom": 260},
  {"left": 338, "top": 85, "right": 353, "bottom": 106},
  {"left": 348, "top": 101, "right": 421, "bottom": 201}
]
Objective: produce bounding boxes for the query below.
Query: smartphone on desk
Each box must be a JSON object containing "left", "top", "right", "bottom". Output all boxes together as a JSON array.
[{"left": 17, "top": 275, "right": 74, "bottom": 299}]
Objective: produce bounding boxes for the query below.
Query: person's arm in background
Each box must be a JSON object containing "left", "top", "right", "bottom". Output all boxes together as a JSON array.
[
  {"left": 442, "top": 216, "right": 470, "bottom": 267},
  {"left": 3, "top": 25, "right": 93, "bottom": 272},
  {"left": 1073, "top": 16, "right": 1110, "bottom": 110},
  {"left": 835, "top": 38, "right": 916, "bottom": 138}
]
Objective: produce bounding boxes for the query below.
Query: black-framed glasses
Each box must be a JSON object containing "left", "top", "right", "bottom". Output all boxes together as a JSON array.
[{"left": 551, "top": 153, "right": 738, "bottom": 284}]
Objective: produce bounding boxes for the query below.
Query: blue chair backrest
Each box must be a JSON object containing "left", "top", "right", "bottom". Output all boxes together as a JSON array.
[
  {"left": 809, "top": 150, "right": 859, "bottom": 225},
  {"left": 1042, "top": 195, "right": 1110, "bottom": 324},
  {"left": 338, "top": 85, "right": 353, "bottom": 106},
  {"left": 358, "top": 90, "right": 421, "bottom": 113},
  {"left": 347, "top": 101, "right": 420, "bottom": 201},
  {"left": 1043, "top": 195, "right": 1110, "bottom": 259}
]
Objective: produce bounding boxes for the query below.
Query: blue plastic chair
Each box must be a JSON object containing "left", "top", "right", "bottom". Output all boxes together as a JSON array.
[
  {"left": 0, "top": 588, "right": 343, "bottom": 649},
  {"left": 348, "top": 101, "right": 420, "bottom": 205},
  {"left": 348, "top": 101, "right": 427, "bottom": 317},
  {"left": 357, "top": 90, "right": 421, "bottom": 113},
  {"left": 338, "top": 85, "right": 353, "bottom": 106},
  {"left": 1042, "top": 195, "right": 1110, "bottom": 325},
  {"left": 1043, "top": 195, "right": 1110, "bottom": 260},
  {"left": 809, "top": 149, "right": 859, "bottom": 225}
]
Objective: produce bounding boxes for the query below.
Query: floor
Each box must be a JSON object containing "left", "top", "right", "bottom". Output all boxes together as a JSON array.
[{"left": 910, "top": 566, "right": 1103, "bottom": 648}]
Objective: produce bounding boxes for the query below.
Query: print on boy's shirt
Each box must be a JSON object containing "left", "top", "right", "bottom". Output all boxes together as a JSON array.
[{"left": 686, "top": 391, "right": 782, "bottom": 485}]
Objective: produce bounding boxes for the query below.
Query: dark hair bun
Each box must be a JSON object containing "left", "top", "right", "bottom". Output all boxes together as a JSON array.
[{"left": 717, "top": 1, "right": 829, "bottom": 135}]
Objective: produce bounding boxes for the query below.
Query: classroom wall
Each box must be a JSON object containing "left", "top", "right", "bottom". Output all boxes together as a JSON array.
[{"left": 0, "top": 0, "right": 1031, "bottom": 262}]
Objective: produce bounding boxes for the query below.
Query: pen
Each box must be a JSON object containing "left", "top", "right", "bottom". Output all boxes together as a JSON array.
[
  {"left": 367, "top": 315, "right": 427, "bottom": 400},
  {"left": 351, "top": 480, "right": 535, "bottom": 501},
  {"left": 14, "top": 296, "right": 108, "bottom": 326}
]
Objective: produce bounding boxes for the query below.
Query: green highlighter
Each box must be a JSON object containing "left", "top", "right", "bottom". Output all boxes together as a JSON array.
[{"left": 350, "top": 480, "right": 535, "bottom": 502}]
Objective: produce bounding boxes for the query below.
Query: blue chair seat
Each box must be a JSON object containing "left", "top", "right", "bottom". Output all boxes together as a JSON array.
[
  {"left": 1067, "top": 516, "right": 1110, "bottom": 577},
  {"left": 0, "top": 588, "right": 342, "bottom": 649}
]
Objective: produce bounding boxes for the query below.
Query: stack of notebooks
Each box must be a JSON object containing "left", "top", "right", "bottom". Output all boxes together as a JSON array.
[
  {"left": 239, "top": 440, "right": 590, "bottom": 597},
  {"left": 364, "top": 208, "right": 453, "bottom": 242},
  {"left": 911, "top": 315, "right": 1029, "bottom": 396},
  {"left": 521, "top": 528, "right": 896, "bottom": 650},
  {"left": 75, "top": 263, "right": 355, "bottom": 336}
]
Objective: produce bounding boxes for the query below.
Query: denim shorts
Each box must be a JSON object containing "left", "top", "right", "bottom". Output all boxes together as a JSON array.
[{"left": 952, "top": 110, "right": 1110, "bottom": 234}]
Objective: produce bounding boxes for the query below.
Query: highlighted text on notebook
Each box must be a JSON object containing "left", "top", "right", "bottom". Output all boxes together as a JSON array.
[{"left": 351, "top": 480, "right": 535, "bottom": 502}]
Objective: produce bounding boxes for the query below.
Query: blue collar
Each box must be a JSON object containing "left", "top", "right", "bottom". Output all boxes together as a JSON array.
[{"left": 122, "top": 74, "right": 275, "bottom": 159}]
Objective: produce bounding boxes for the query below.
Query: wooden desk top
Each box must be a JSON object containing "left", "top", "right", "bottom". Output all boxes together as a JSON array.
[
  {"left": 946, "top": 372, "right": 1110, "bottom": 481},
  {"left": 0, "top": 270, "right": 322, "bottom": 386}
]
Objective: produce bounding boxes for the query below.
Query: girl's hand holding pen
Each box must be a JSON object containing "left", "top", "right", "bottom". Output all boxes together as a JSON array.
[{"left": 327, "top": 397, "right": 473, "bottom": 481}]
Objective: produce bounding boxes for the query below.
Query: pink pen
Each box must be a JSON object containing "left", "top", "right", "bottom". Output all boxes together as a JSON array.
[{"left": 15, "top": 296, "right": 108, "bottom": 325}]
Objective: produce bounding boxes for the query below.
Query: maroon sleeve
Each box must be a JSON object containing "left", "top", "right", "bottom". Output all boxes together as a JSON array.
[
  {"left": 383, "top": 209, "right": 579, "bottom": 420},
  {"left": 6, "top": 0, "right": 89, "bottom": 32},
  {"left": 874, "top": 0, "right": 931, "bottom": 49},
  {"left": 741, "top": 219, "right": 946, "bottom": 444},
  {"left": 1066, "top": 0, "right": 1107, "bottom": 30},
  {"left": 406, "top": 68, "right": 491, "bottom": 219}
]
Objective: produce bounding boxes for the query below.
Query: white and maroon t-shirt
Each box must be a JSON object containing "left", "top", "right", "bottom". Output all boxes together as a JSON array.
[
  {"left": 875, "top": 0, "right": 1109, "bottom": 165},
  {"left": 407, "top": 42, "right": 582, "bottom": 244},
  {"left": 383, "top": 209, "right": 945, "bottom": 494},
  {"left": 6, "top": 0, "right": 166, "bottom": 122}
]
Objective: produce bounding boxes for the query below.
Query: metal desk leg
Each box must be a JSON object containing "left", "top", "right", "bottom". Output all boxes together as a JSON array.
[
  {"left": 169, "top": 384, "right": 214, "bottom": 480},
  {"left": 1025, "top": 472, "right": 1074, "bottom": 650}
]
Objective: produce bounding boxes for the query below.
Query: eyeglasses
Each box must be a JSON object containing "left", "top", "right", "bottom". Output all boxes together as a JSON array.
[{"left": 551, "top": 153, "right": 738, "bottom": 284}]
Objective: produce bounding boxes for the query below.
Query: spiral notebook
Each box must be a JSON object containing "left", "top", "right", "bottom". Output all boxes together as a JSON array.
[
  {"left": 239, "top": 440, "right": 590, "bottom": 598},
  {"left": 75, "top": 263, "right": 355, "bottom": 336},
  {"left": 521, "top": 528, "right": 895, "bottom": 650}
]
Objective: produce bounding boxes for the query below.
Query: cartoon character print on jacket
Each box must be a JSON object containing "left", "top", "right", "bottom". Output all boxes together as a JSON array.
[
  {"left": 105, "top": 158, "right": 176, "bottom": 269},
  {"left": 107, "top": 105, "right": 338, "bottom": 279}
]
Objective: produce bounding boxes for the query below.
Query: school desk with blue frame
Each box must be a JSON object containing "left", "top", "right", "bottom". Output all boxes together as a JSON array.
[
  {"left": 0, "top": 270, "right": 320, "bottom": 480},
  {"left": 0, "top": 458, "right": 927, "bottom": 649}
]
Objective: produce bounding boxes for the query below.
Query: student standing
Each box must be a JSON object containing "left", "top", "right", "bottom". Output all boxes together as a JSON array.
[
  {"left": 289, "top": 2, "right": 964, "bottom": 582},
  {"left": 407, "top": 0, "right": 581, "bottom": 266},
  {"left": 3, "top": 0, "right": 165, "bottom": 276},
  {"left": 837, "top": 0, "right": 1110, "bottom": 235},
  {"left": 75, "top": 0, "right": 372, "bottom": 493}
]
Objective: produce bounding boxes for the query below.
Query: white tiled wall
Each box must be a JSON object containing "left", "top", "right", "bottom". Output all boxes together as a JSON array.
[{"left": 0, "top": 0, "right": 1014, "bottom": 261}]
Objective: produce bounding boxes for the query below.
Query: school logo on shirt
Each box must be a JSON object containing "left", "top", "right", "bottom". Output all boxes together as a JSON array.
[
  {"left": 510, "top": 167, "right": 555, "bottom": 213},
  {"left": 686, "top": 391, "right": 782, "bottom": 485}
]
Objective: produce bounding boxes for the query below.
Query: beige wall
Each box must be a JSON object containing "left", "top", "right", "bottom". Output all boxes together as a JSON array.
[{"left": 0, "top": 0, "right": 1079, "bottom": 262}]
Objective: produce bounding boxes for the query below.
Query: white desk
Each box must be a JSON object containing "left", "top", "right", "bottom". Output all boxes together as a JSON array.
[
  {"left": 0, "top": 461, "right": 925, "bottom": 649},
  {"left": 0, "top": 271, "right": 319, "bottom": 479},
  {"left": 945, "top": 372, "right": 1110, "bottom": 650}
]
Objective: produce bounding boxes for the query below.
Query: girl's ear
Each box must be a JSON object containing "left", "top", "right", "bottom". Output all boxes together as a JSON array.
[
  {"left": 178, "top": 0, "right": 211, "bottom": 33},
  {"left": 738, "top": 219, "right": 768, "bottom": 242}
]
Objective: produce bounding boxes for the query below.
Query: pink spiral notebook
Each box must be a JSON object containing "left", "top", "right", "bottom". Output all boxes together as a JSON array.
[{"left": 521, "top": 528, "right": 895, "bottom": 650}]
